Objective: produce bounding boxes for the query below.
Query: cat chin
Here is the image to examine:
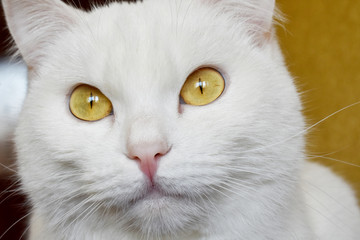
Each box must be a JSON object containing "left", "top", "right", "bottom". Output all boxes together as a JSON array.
[
  {"left": 120, "top": 190, "right": 207, "bottom": 238},
  {"left": 92, "top": 181, "right": 208, "bottom": 238},
  {"left": 93, "top": 179, "right": 210, "bottom": 237}
]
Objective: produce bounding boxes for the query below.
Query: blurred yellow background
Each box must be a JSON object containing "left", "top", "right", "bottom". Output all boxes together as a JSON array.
[{"left": 277, "top": 0, "right": 360, "bottom": 201}]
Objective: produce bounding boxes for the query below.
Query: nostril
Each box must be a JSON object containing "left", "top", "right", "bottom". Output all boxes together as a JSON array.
[
  {"left": 128, "top": 148, "right": 167, "bottom": 162},
  {"left": 132, "top": 156, "right": 141, "bottom": 163}
]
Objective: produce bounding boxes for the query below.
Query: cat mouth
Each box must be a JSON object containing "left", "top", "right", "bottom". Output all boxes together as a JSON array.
[
  {"left": 129, "top": 182, "right": 187, "bottom": 206},
  {"left": 142, "top": 184, "right": 182, "bottom": 200}
]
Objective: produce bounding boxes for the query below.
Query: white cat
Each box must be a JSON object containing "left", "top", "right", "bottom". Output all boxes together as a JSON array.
[{"left": 2, "top": 0, "right": 360, "bottom": 239}]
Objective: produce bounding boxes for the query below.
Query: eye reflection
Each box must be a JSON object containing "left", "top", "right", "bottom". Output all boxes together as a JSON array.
[
  {"left": 88, "top": 93, "right": 99, "bottom": 109},
  {"left": 195, "top": 78, "right": 207, "bottom": 94}
]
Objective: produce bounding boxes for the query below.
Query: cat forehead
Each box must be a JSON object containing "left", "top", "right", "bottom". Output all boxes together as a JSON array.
[{"left": 66, "top": 1, "right": 249, "bottom": 91}]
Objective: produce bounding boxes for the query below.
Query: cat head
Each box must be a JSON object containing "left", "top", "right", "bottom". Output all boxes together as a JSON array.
[{"left": 3, "top": 0, "right": 304, "bottom": 238}]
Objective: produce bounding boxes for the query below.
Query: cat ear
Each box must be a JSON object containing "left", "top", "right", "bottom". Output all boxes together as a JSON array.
[
  {"left": 2, "top": 0, "right": 80, "bottom": 66},
  {"left": 206, "top": 0, "right": 277, "bottom": 45}
]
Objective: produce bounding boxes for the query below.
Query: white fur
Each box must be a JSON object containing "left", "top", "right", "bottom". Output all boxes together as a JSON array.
[{"left": 2, "top": 0, "right": 359, "bottom": 239}]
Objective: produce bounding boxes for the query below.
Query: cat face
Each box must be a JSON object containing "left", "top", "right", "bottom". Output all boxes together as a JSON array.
[{"left": 4, "top": 0, "right": 305, "bottom": 237}]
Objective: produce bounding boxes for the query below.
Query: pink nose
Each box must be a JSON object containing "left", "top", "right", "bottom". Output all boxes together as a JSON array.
[{"left": 128, "top": 142, "right": 169, "bottom": 182}]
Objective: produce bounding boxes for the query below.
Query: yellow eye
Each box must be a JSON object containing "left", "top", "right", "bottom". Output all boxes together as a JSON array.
[
  {"left": 180, "top": 68, "right": 225, "bottom": 106},
  {"left": 70, "top": 85, "right": 113, "bottom": 121}
]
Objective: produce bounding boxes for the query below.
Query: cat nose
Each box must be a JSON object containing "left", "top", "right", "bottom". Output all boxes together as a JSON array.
[{"left": 127, "top": 141, "right": 169, "bottom": 182}]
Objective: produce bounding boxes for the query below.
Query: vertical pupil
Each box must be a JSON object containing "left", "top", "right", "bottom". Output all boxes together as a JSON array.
[
  {"left": 89, "top": 92, "right": 94, "bottom": 109},
  {"left": 198, "top": 78, "right": 204, "bottom": 94},
  {"left": 88, "top": 92, "right": 100, "bottom": 109}
]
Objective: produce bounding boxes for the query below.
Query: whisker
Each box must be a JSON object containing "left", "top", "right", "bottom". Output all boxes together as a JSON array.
[
  {"left": 0, "top": 162, "right": 18, "bottom": 174},
  {"left": 52, "top": 194, "right": 93, "bottom": 229},
  {"left": 240, "top": 101, "right": 360, "bottom": 154},
  {"left": 0, "top": 178, "right": 21, "bottom": 199},
  {"left": 222, "top": 175, "right": 260, "bottom": 190},
  {"left": 207, "top": 185, "right": 232, "bottom": 200},
  {"left": 215, "top": 183, "right": 252, "bottom": 202},
  {"left": 59, "top": 197, "right": 98, "bottom": 235},
  {"left": 217, "top": 166, "right": 291, "bottom": 182},
  {"left": 77, "top": 201, "right": 103, "bottom": 232},
  {"left": 0, "top": 189, "right": 22, "bottom": 205},
  {"left": 308, "top": 154, "right": 360, "bottom": 168},
  {"left": 303, "top": 202, "right": 352, "bottom": 236},
  {"left": 200, "top": 191, "right": 221, "bottom": 215},
  {"left": 302, "top": 180, "right": 356, "bottom": 217},
  {"left": 0, "top": 211, "right": 32, "bottom": 240},
  {"left": 18, "top": 221, "right": 31, "bottom": 240}
]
